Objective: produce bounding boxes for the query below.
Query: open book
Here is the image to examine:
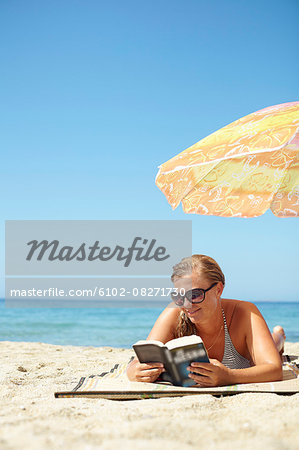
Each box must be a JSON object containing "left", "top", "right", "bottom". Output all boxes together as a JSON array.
[{"left": 133, "top": 335, "right": 209, "bottom": 387}]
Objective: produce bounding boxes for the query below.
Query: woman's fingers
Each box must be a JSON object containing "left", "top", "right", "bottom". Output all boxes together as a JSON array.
[
  {"left": 138, "top": 368, "right": 163, "bottom": 377},
  {"left": 139, "top": 362, "right": 164, "bottom": 370},
  {"left": 187, "top": 362, "right": 212, "bottom": 375},
  {"left": 135, "top": 365, "right": 165, "bottom": 382},
  {"left": 137, "top": 374, "right": 163, "bottom": 382},
  {"left": 188, "top": 373, "right": 214, "bottom": 386},
  {"left": 138, "top": 376, "right": 158, "bottom": 383},
  {"left": 127, "top": 360, "right": 165, "bottom": 382},
  {"left": 188, "top": 359, "right": 230, "bottom": 386}
]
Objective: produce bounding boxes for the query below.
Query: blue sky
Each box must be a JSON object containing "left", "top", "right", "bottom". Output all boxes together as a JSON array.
[{"left": 0, "top": 0, "right": 298, "bottom": 301}]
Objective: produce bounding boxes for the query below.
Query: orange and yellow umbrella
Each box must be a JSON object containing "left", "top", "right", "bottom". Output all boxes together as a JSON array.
[{"left": 155, "top": 102, "right": 299, "bottom": 218}]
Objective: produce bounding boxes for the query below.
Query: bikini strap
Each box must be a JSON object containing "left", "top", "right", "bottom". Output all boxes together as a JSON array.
[{"left": 221, "top": 308, "right": 228, "bottom": 329}]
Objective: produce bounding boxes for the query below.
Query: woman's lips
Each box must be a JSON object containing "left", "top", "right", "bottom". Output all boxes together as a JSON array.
[{"left": 186, "top": 307, "right": 201, "bottom": 316}]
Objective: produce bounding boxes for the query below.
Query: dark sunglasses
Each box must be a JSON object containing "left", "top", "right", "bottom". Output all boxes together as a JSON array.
[{"left": 171, "top": 282, "right": 218, "bottom": 306}]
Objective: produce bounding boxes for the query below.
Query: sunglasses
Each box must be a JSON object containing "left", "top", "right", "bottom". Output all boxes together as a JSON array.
[{"left": 171, "top": 282, "right": 218, "bottom": 306}]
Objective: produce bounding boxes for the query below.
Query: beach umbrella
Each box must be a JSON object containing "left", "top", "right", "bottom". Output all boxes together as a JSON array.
[{"left": 155, "top": 102, "right": 299, "bottom": 217}]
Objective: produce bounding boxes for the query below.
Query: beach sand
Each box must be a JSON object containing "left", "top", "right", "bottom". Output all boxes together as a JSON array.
[{"left": 0, "top": 341, "right": 298, "bottom": 450}]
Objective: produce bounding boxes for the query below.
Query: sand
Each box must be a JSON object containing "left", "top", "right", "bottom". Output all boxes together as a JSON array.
[{"left": 0, "top": 341, "right": 298, "bottom": 450}]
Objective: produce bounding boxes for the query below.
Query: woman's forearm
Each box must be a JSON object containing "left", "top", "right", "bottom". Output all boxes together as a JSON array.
[{"left": 228, "top": 363, "right": 283, "bottom": 385}]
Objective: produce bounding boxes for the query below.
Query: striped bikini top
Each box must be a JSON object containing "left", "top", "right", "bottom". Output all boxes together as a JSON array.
[{"left": 221, "top": 308, "right": 251, "bottom": 369}]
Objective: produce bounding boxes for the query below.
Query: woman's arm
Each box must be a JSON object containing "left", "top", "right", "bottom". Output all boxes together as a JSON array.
[
  {"left": 229, "top": 301, "right": 282, "bottom": 383},
  {"left": 126, "top": 304, "right": 179, "bottom": 382},
  {"left": 188, "top": 302, "right": 283, "bottom": 386},
  {"left": 146, "top": 303, "right": 179, "bottom": 342}
]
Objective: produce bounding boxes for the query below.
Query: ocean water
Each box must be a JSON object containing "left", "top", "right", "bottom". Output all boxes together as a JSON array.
[{"left": 0, "top": 300, "right": 298, "bottom": 348}]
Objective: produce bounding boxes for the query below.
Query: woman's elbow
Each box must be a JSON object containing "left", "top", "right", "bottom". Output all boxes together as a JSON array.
[
  {"left": 275, "top": 365, "right": 283, "bottom": 381},
  {"left": 268, "top": 363, "right": 283, "bottom": 382}
]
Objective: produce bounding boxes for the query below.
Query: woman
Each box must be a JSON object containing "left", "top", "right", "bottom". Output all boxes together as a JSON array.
[{"left": 127, "top": 254, "right": 285, "bottom": 386}]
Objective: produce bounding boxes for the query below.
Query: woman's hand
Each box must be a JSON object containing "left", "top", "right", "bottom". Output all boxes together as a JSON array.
[
  {"left": 126, "top": 359, "right": 165, "bottom": 383},
  {"left": 187, "top": 359, "right": 231, "bottom": 387}
]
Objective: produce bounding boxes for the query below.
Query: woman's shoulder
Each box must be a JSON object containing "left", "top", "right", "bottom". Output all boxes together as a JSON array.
[
  {"left": 146, "top": 303, "right": 181, "bottom": 342},
  {"left": 159, "top": 302, "right": 182, "bottom": 322},
  {"left": 221, "top": 298, "right": 260, "bottom": 326}
]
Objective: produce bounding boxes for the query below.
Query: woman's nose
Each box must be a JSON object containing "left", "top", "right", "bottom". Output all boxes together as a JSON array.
[{"left": 183, "top": 299, "right": 193, "bottom": 309}]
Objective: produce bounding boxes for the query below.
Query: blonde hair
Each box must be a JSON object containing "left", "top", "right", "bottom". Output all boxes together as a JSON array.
[{"left": 172, "top": 255, "right": 225, "bottom": 338}]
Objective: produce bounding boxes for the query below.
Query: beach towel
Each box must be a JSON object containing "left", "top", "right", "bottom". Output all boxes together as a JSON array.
[{"left": 55, "top": 355, "right": 299, "bottom": 400}]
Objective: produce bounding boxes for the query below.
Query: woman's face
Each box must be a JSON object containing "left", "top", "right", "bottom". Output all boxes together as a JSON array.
[{"left": 173, "top": 272, "right": 222, "bottom": 324}]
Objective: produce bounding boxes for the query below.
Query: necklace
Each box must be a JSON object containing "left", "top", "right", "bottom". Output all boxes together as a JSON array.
[{"left": 206, "top": 324, "right": 224, "bottom": 352}]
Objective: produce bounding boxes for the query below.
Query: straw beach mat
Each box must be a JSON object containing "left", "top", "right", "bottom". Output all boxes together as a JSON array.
[{"left": 55, "top": 357, "right": 299, "bottom": 400}]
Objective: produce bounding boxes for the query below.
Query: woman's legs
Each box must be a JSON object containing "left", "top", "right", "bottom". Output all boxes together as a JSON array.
[{"left": 272, "top": 325, "right": 286, "bottom": 354}]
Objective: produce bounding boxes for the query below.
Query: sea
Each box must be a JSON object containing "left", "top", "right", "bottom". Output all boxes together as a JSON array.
[{"left": 0, "top": 300, "right": 298, "bottom": 348}]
